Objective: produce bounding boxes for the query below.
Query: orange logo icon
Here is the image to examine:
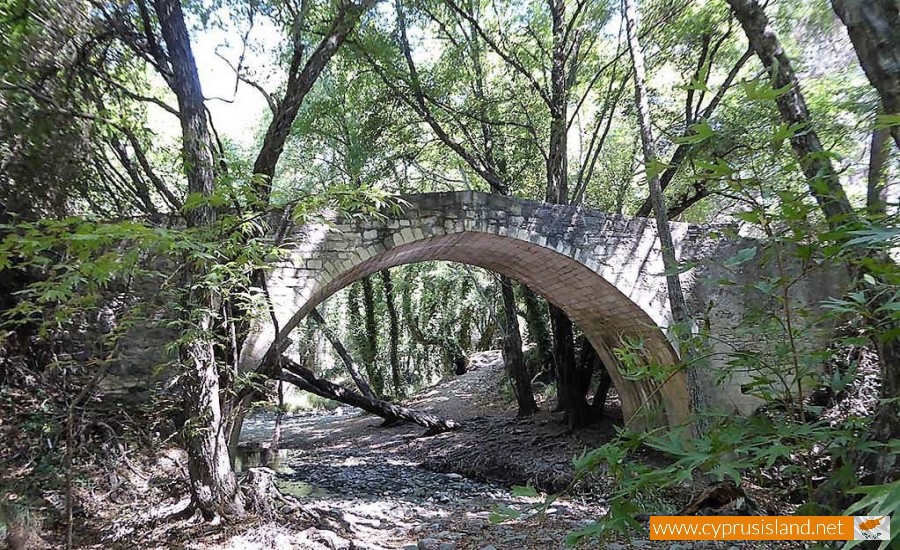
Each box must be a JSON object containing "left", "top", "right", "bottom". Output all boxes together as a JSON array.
[{"left": 857, "top": 516, "right": 885, "bottom": 531}]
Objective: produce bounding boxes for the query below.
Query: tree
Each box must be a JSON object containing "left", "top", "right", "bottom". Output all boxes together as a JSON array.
[
  {"left": 623, "top": 0, "right": 704, "bottom": 419},
  {"left": 151, "top": 0, "right": 243, "bottom": 520},
  {"left": 251, "top": 0, "right": 378, "bottom": 203},
  {"left": 371, "top": 0, "right": 538, "bottom": 414},
  {"left": 831, "top": 0, "right": 900, "bottom": 149},
  {"left": 133, "top": 0, "right": 376, "bottom": 519},
  {"left": 728, "top": 0, "right": 899, "bottom": 484},
  {"left": 725, "top": 0, "right": 854, "bottom": 225},
  {"left": 380, "top": 269, "right": 403, "bottom": 397},
  {"left": 500, "top": 276, "right": 538, "bottom": 416}
]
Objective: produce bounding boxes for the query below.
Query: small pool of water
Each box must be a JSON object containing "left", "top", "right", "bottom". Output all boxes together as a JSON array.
[
  {"left": 276, "top": 479, "right": 326, "bottom": 498},
  {"left": 234, "top": 447, "right": 291, "bottom": 473}
]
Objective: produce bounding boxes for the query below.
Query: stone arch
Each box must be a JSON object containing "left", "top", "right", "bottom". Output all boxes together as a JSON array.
[{"left": 242, "top": 192, "right": 695, "bottom": 430}]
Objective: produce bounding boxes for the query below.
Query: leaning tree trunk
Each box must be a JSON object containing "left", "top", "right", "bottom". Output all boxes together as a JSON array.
[
  {"left": 278, "top": 358, "right": 457, "bottom": 434},
  {"left": 310, "top": 308, "right": 376, "bottom": 400},
  {"left": 726, "top": 0, "right": 855, "bottom": 224},
  {"left": 831, "top": 0, "right": 900, "bottom": 149},
  {"left": 625, "top": 0, "right": 706, "bottom": 423},
  {"left": 152, "top": 0, "right": 243, "bottom": 520},
  {"left": 250, "top": 0, "right": 377, "bottom": 202},
  {"left": 500, "top": 276, "right": 538, "bottom": 417}
]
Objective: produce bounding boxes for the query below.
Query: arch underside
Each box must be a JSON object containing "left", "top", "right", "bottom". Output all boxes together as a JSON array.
[{"left": 253, "top": 230, "right": 691, "bottom": 431}]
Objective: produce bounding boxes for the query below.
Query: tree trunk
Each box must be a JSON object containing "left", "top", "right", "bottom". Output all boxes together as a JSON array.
[
  {"left": 476, "top": 320, "right": 497, "bottom": 350},
  {"left": 625, "top": 0, "right": 706, "bottom": 421},
  {"left": 521, "top": 284, "right": 553, "bottom": 380},
  {"left": 278, "top": 358, "right": 458, "bottom": 434},
  {"left": 310, "top": 308, "right": 376, "bottom": 400},
  {"left": 831, "top": 0, "right": 900, "bottom": 149},
  {"left": 869, "top": 306, "right": 900, "bottom": 482},
  {"left": 543, "top": 0, "right": 587, "bottom": 427},
  {"left": 500, "top": 276, "right": 538, "bottom": 417},
  {"left": 726, "top": 0, "right": 855, "bottom": 225},
  {"left": 867, "top": 127, "right": 890, "bottom": 217},
  {"left": 591, "top": 365, "right": 612, "bottom": 420},
  {"left": 360, "top": 277, "right": 382, "bottom": 395},
  {"left": 578, "top": 335, "right": 611, "bottom": 420},
  {"left": 546, "top": 0, "right": 568, "bottom": 204},
  {"left": 251, "top": 0, "right": 376, "bottom": 202},
  {"left": 152, "top": 0, "right": 243, "bottom": 520},
  {"left": 552, "top": 309, "right": 590, "bottom": 427},
  {"left": 380, "top": 269, "right": 403, "bottom": 396}
]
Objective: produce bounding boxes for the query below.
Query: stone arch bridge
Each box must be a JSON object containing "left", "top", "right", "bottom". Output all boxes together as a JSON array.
[{"left": 239, "top": 191, "right": 844, "bottom": 430}]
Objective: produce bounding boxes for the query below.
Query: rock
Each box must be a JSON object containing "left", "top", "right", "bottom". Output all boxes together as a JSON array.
[
  {"left": 479, "top": 546, "right": 497, "bottom": 550},
  {"left": 307, "top": 529, "right": 350, "bottom": 550},
  {"left": 418, "top": 539, "right": 440, "bottom": 550},
  {"left": 446, "top": 473, "right": 463, "bottom": 480}
]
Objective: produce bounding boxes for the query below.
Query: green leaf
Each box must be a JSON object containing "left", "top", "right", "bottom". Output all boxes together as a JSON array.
[
  {"left": 724, "top": 246, "right": 757, "bottom": 267},
  {"left": 653, "top": 261, "right": 697, "bottom": 277},
  {"left": 874, "top": 113, "right": 900, "bottom": 130},
  {"left": 734, "top": 210, "right": 763, "bottom": 224},
  {"left": 489, "top": 504, "right": 522, "bottom": 523},
  {"left": 760, "top": 442, "right": 792, "bottom": 468},
  {"left": 740, "top": 78, "right": 793, "bottom": 102},
  {"left": 673, "top": 122, "right": 715, "bottom": 145},
  {"left": 770, "top": 122, "right": 807, "bottom": 150},
  {"left": 511, "top": 485, "right": 538, "bottom": 497},
  {"left": 646, "top": 158, "right": 671, "bottom": 181}
]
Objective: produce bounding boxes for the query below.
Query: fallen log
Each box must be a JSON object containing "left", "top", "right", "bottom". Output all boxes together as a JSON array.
[{"left": 278, "top": 357, "right": 459, "bottom": 434}]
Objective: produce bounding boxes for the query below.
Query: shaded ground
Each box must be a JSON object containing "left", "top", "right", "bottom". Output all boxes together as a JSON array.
[
  {"left": 233, "top": 352, "right": 779, "bottom": 550},
  {"left": 243, "top": 351, "right": 625, "bottom": 494}
]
